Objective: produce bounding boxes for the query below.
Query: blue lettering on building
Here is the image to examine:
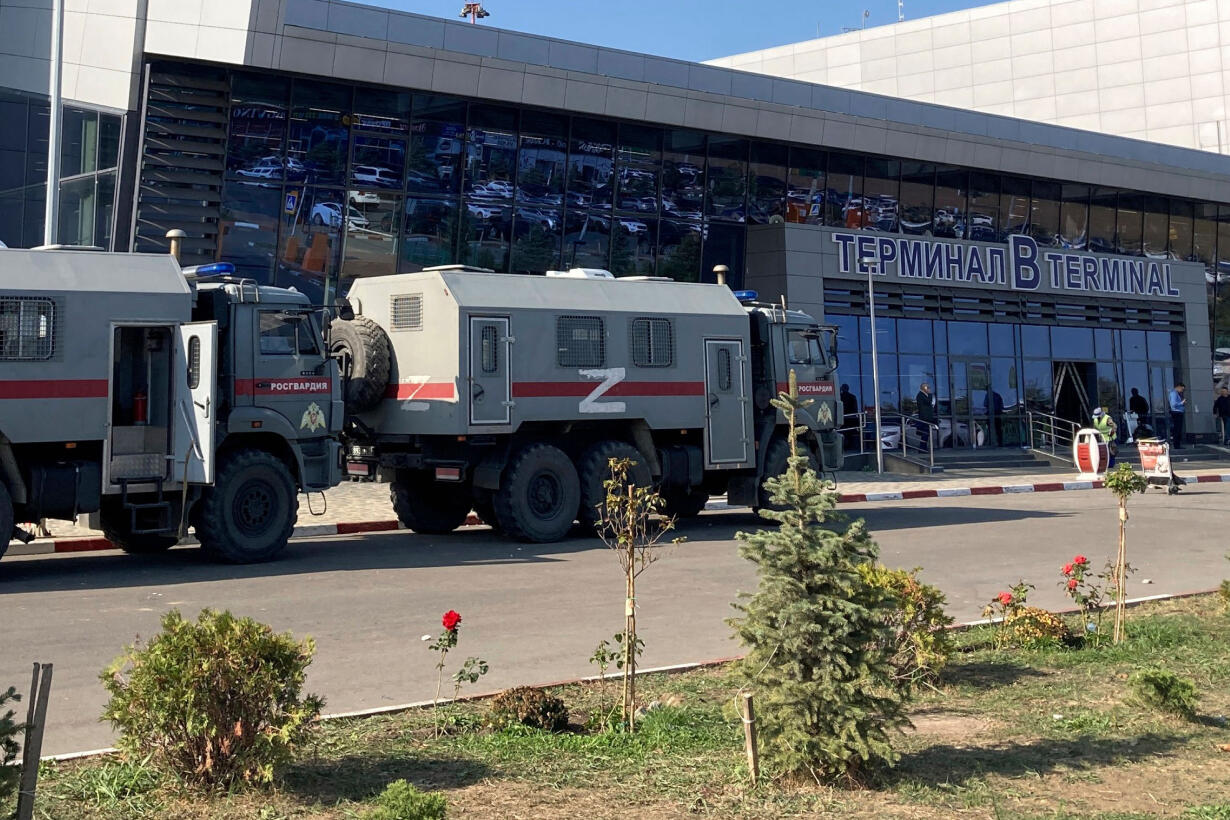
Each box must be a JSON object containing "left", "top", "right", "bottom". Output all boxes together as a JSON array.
[{"left": 829, "top": 231, "right": 1185, "bottom": 299}]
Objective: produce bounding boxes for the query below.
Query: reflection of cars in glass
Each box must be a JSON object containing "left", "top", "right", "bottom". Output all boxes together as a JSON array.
[
  {"left": 618, "top": 218, "right": 648, "bottom": 234},
  {"left": 471, "top": 180, "right": 514, "bottom": 199},
  {"left": 349, "top": 190, "right": 380, "bottom": 206},
  {"left": 310, "top": 202, "right": 369, "bottom": 230},
  {"left": 515, "top": 208, "right": 557, "bottom": 230},
  {"left": 1214, "top": 348, "right": 1230, "bottom": 382},
  {"left": 236, "top": 163, "right": 281, "bottom": 179},
  {"left": 352, "top": 165, "right": 400, "bottom": 188}
]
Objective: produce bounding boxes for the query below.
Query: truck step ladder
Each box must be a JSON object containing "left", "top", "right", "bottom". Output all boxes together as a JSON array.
[{"left": 117, "top": 477, "right": 174, "bottom": 534}]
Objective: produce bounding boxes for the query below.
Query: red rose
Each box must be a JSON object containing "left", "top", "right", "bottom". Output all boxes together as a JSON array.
[
  {"left": 442, "top": 610, "right": 462, "bottom": 631},
  {"left": 1074, "top": 555, "right": 1088, "bottom": 565},
  {"left": 1067, "top": 578, "right": 1078, "bottom": 590},
  {"left": 1062, "top": 563, "right": 1074, "bottom": 575},
  {"left": 997, "top": 592, "right": 1013, "bottom": 606}
]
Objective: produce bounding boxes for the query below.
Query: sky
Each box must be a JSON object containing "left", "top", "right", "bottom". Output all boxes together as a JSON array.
[{"left": 381, "top": 0, "right": 999, "bottom": 63}]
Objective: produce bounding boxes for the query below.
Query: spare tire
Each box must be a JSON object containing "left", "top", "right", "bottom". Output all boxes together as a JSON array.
[{"left": 329, "top": 316, "right": 390, "bottom": 413}]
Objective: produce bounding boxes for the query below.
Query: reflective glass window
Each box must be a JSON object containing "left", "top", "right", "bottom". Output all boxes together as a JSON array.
[
  {"left": 400, "top": 197, "right": 458, "bottom": 272},
  {"left": 899, "top": 354, "right": 935, "bottom": 413},
  {"left": 826, "top": 151, "right": 863, "bottom": 228},
  {"left": 408, "top": 95, "right": 464, "bottom": 195},
  {"left": 1023, "top": 359, "right": 1051, "bottom": 410},
  {"left": 933, "top": 319, "right": 947, "bottom": 353},
  {"left": 352, "top": 88, "right": 410, "bottom": 134},
  {"left": 60, "top": 108, "right": 96, "bottom": 178},
  {"left": 1120, "top": 330, "right": 1147, "bottom": 359},
  {"left": 1123, "top": 361, "right": 1149, "bottom": 417},
  {"left": 967, "top": 172, "right": 998, "bottom": 242},
  {"left": 615, "top": 124, "right": 660, "bottom": 215},
  {"left": 859, "top": 315, "right": 896, "bottom": 351},
  {"left": 1051, "top": 326, "right": 1094, "bottom": 358},
  {"left": 563, "top": 210, "right": 610, "bottom": 269},
  {"left": 351, "top": 135, "right": 405, "bottom": 191},
  {"left": 288, "top": 81, "right": 350, "bottom": 187},
  {"left": 99, "top": 114, "right": 120, "bottom": 170},
  {"left": 226, "top": 73, "right": 289, "bottom": 181},
  {"left": 661, "top": 130, "right": 705, "bottom": 220},
  {"left": 991, "top": 358, "right": 1021, "bottom": 445},
  {"left": 1169, "top": 200, "right": 1194, "bottom": 262},
  {"left": 1059, "top": 184, "right": 1089, "bottom": 249},
  {"left": 58, "top": 176, "right": 96, "bottom": 245},
  {"left": 1117, "top": 193, "right": 1144, "bottom": 255},
  {"left": 1147, "top": 331, "right": 1174, "bottom": 360},
  {"left": 898, "top": 161, "right": 933, "bottom": 235},
  {"left": 706, "top": 135, "right": 746, "bottom": 221},
  {"left": 657, "top": 219, "right": 703, "bottom": 282},
  {"left": 748, "top": 142, "right": 786, "bottom": 224},
  {"left": 948, "top": 321, "right": 987, "bottom": 356},
  {"left": 999, "top": 175, "right": 1030, "bottom": 240},
  {"left": 342, "top": 194, "right": 401, "bottom": 280},
  {"left": 862, "top": 158, "right": 899, "bottom": 232},
  {"left": 568, "top": 118, "right": 614, "bottom": 211},
  {"left": 95, "top": 171, "right": 115, "bottom": 250},
  {"left": 1095, "top": 328, "right": 1113, "bottom": 359},
  {"left": 517, "top": 110, "right": 567, "bottom": 205},
  {"left": 1088, "top": 187, "right": 1117, "bottom": 254},
  {"left": 786, "top": 146, "right": 824, "bottom": 225},
  {"left": 1215, "top": 205, "right": 1230, "bottom": 349},
  {"left": 1029, "top": 180, "right": 1060, "bottom": 246},
  {"left": 1096, "top": 362, "right": 1120, "bottom": 414},
  {"left": 218, "top": 181, "right": 279, "bottom": 283},
  {"left": 989, "top": 323, "right": 1014, "bottom": 356},
  {"left": 897, "top": 318, "right": 931, "bottom": 351},
  {"left": 459, "top": 200, "right": 510, "bottom": 271},
  {"left": 511, "top": 206, "right": 562, "bottom": 273},
  {"left": 701, "top": 222, "right": 745, "bottom": 287},
  {"left": 465, "top": 104, "right": 517, "bottom": 200},
  {"left": 933, "top": 167, "right": 966, "bottom": 239},
  {"left": 1194, "top": 202, "right": 1216, "bottom": 270},
  {"left": 610, "top": 215, "right": 656, "bottom": 276},
  {"left": 1021, "top": 324, "right": 1049, "bottom": 358},
  {"left": 829, "top": 314, "right": 858, "bottom": 352},
  {"left": 278, "top": 186, "right": 344, "bottom": 304},
  {"left": 1142, "top": 195, "right": 1169, "bottom": 258}
]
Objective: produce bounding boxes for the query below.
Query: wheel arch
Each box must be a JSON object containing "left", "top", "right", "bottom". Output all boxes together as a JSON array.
[{"left": 217, "top": 431, "right": 302, "bottom": 488}]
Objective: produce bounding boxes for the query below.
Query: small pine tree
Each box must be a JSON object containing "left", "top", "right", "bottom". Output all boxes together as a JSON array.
[{"left": 728, "top": 373, "right": 908, "bottom": 785}]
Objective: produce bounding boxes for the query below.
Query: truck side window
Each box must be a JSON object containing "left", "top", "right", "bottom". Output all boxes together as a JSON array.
[
  {"left": 187, "top": 335, "right": 201, "bottom": 389},
  {"left": 259, "top": 312, "right": 318, "bottom": 356},
  {"left": 631, "top": 318, "right": 673, "bottom": 367},
  {"left": 717, "top": 348, "right": 732, "bottom": 390},
  {"left": 787, "top": 329, "right": 827, "bottom": 367},
  {"left": 480, "top": 325, "right": 498, "bottom": 373},
  {"left": 0, "top": 297, "right": 56, "bottom": 361},
  {"left": 556, "top": 315, "right": 604, "bottom": 368}
]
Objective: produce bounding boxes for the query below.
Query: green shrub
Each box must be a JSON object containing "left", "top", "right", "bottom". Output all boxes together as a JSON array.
[
  {"left": 364, "top": 779, "right": 447, "bottom": 820},
  {"left": 1219, "top": 580, "right": 1230, "bottom": 613},
  {"left": 100, "top": 609, "right": 324, "bottom": 788},
  {"left": 488, "top": 686, "right": 569, "bottom": 732},
  {"left": 858, "top": 564, "right": 954, "bottom": 692},
  {"left": 1005, "top": 606, "right": 1071, "bottom": 648},
  {"left": 1129, "top": 667, "right": 1198, "bottom": 720},
  {"left": 0, "top": 686, "right": 23, "bottom": 802}
]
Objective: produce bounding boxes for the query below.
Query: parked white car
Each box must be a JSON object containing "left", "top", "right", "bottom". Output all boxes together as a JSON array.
[
  {"left": 353, "top": 165, "right": 400, "bottom": 188},
  {"left": 310, "top": 202, "right": 369, "bottom": 231}
]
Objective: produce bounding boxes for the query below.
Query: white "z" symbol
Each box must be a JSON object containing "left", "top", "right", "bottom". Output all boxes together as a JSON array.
[{"left": 578, "top": 367, "right": 626, "bottom": 414}]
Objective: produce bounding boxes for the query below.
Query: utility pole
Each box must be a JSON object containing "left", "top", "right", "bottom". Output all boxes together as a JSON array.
[
  {"left": 43, "top": 0, "right": 64, "bottom": 245},
  {"left": 898, "top": 0, "right": 905, "bottom": 22},
  {"left": 460, "top": 3, "right": 490, "bottom": 23}
]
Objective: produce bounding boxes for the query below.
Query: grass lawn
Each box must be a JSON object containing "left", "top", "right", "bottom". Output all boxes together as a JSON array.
[{"left": 14, "top": 595, "right": 1230, "bottom": 819}]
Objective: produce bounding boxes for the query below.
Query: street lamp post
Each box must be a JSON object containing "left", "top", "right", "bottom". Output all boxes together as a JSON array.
[
  {"left": 43, "top": 0, "right": 64, "bottom": 245},
  {"left": 862, "top": 255, "right": 883, "bottom": 474}
]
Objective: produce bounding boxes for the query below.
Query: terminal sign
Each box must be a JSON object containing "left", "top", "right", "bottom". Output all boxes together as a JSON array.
[{"left": 831, "top": 232, "right": 1182, "bottom": 299}]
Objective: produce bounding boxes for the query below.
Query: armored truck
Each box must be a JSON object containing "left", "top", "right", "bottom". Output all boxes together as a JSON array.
[
  {"left": 0, "top": 248, "right": 342, "bottom": 564},
  {"left": 331, "top": 267, "right": 842, "bottom": 543}
]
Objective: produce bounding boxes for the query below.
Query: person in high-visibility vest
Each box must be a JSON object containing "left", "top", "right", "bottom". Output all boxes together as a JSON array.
[{"left": 1091, "top": 407, "right": 1118, "bottom": 468}]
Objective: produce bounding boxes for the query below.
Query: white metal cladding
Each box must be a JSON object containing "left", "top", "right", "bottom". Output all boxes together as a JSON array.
[
  {"left": 0, "top": 297, "right": 57, "bottom": 360},
  {"left": 390, "top": 294, "right": 423, "bottom": 331}
]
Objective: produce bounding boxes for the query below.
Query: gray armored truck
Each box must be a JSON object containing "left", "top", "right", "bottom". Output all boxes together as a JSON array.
[
  {"left": 0, "top": 248, "right": 342, "bottom": 564},
  {"left": 330, "top": 267, "right": 842, "bottom": 543}
]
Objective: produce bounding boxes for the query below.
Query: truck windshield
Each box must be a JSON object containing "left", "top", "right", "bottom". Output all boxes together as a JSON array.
[
  {"left": 259, "top": 311, "right": 320, "bottom": 356},
  {"left": 786, "top": 329, "right": 829, "bottom": 368}
]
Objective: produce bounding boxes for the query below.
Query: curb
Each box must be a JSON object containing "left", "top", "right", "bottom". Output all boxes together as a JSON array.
[{"left": 13, "top": 472, "right": 1230, "bottom": 558}]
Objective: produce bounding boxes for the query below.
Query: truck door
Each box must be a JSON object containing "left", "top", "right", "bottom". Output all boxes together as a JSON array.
[
  {"left": 704, "top": 338, "right": 750, "bottom": 465},
  {"left": 173, "top": 322, "right": 217, "bottom": 484},
  {"left": 469, "top": 316, "right": 511, "bottom": 425},
  {"left": 252, "top": 308, "right": 333, "bottom": 437}
]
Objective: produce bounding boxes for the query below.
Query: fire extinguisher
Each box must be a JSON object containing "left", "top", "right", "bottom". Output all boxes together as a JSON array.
[{"left": 133, "top": 390, "right": 148, "bottom": 425}]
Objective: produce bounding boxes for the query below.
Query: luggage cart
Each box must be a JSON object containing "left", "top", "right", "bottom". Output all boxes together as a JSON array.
[{"left": 1136, "top": 439, "right": 1182, "bottom": 494}]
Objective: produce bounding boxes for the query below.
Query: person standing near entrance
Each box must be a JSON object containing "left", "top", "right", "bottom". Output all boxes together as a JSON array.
[
  {"left": 1169, "top": 383, "right": 1187, "bottom": 449},
  {"left": 840, "top": 384, "right": 860, "bottom": 450},
  {"left": 1127, "top": 387, "right": 1149, "bottom": 441},
  {"left": 916, "top": 382, "right": 936, "bottom": 446},
  {"left": 1214, "top": 386, "right": 1230, "bottom": 445}
]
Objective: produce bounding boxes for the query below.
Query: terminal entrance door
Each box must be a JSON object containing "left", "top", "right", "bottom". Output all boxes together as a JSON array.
[
  {"left": 1053, "top": 361, "right": 1095, "bottom": 428},
  {"left": 951, "top": 359, "right": 991, "bottom": 448}
]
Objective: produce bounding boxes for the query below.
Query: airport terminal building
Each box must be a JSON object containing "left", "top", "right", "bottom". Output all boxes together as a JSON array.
[{"left": 1, "top": 0, "right": 1227, "bottom": 441}]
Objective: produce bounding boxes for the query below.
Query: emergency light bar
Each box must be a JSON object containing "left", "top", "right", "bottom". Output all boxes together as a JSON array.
[
  {"left": 733, "top": 290, "right": 758, "bottom": 302},
  {"left": 183, "top": 262, "right": 237, "bottom": 277}
]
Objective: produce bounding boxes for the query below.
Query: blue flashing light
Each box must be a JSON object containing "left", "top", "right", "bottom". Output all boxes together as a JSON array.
[
  {"left": 185, "top": 262, "right": 236, "bottom": 276},
  {"left": 733, "top": 289, "right": 758, "bottom": 302}
]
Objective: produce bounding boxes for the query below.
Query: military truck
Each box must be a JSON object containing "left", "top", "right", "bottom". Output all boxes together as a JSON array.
[
  {"left": 0, "top": 247, "right": 342, "bottom": 564},
  {"left": 330, "top": 267, "right": 842, "bottom": 543}
]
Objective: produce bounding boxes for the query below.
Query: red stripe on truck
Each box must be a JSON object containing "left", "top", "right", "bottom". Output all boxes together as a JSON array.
[
  {"left": 234, "top": 379, "right": 333, "bottom": 396},
  {"left": 511, "top": 381, "right": 705, "bottom": 398},
  {"left": 384, "top": 382, "right": 457, "bottom": 400},
  {"left": 0, "top": 379, "right": 108, "bottom": 399}
]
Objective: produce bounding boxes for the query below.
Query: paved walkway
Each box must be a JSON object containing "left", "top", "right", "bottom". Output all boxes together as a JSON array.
[{"left": 13, "top": 459, "right": 1229, "bottom": 555}]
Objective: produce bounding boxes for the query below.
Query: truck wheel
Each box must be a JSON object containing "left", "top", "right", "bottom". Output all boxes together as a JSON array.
[
  {"left": 758, "top": 437, "right": 819, "bottom": 511},
  {"left": 0, "top": 482, "right": 12, "bottom": 561},
  {"left": 195, "top": 449, "right": 298, "bottom": 564},
  {"left": 329, "top": 316, "right": 390, "bottom": 413},
  {"left": 661, "top": 488, "right": 708, "bottom": 519},
  {"left": 473, "top": 489, "right": 503, "bottom": 533},
  {"left": 391, "top": 471, "right": 472, "bottom": 534},
  {"left": 495, "top": 443, "right": 581, "bottom": 543},
  {"left": 577, "top": 441, "right": 651, "bottom": 530}
]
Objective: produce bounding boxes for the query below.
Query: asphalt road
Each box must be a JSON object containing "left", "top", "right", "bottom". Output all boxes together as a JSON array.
[{"left": 2, "top": 484, "right": 1227, "bottom": 756}]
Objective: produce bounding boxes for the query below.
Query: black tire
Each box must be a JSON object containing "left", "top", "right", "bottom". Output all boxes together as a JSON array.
[
  {"left": 312, "top": 214, "right": 324, "bottom": 225},
  {"left": 329, "top": 316, "right": 391, "bottom": 413},
  {"left": 661, "top": 488, "right": 708, "bottom": 519},
  {"left": 758, "top": 436, "right": 818, "bottom": 511},
  {"left": 195, "top": 449, "right": 298, "bottom": 564},
  {"left": 473, "top": 489, "right": 503, "bottom": 533},
  {"left": 0, "top": 481, "right": 12, "bottom": 561},
  {"left": 494, "top": 443, "right": 581, "bottom": 543},
  {"left": 577, "top": 441, "right": 652, "bottom": 530},
  {"left": 391, "top": 471, "right": 472, "bottom": 534}
]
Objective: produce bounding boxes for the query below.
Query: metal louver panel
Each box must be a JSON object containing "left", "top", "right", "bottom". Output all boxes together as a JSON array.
[
  {"left": 390, "top": 294, "right": 424, "bottom": 331},
  {"left": 131, "top": 62, "right": 228, "bottom": 264}
]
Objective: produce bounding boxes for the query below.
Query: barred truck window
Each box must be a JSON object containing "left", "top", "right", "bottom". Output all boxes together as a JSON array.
[
  {"left": 717, "top": 348, "right": 732, "bottom": 391},
  {"left": 0, "top": 297, "right": 56, "bottom": 361},
  {"left": 556, "top": 315, "right": 605, "bottom": 368},
  {"left": 631, "top": 318, "right": 673, "bottom": 368},
  {"left": 188, "top": 336, "right": 201, "bottom": 389},
  {"left": 481, "top": 325, "right": 498, "bottom": 373}
]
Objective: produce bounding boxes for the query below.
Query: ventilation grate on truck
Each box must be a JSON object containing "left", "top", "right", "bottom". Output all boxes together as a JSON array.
[
  {"left": 390, "top": 294, "right": 424, "bottom": 331},
  {"left": 131, "top": 62, "right": 228, "bottom": 265}
]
